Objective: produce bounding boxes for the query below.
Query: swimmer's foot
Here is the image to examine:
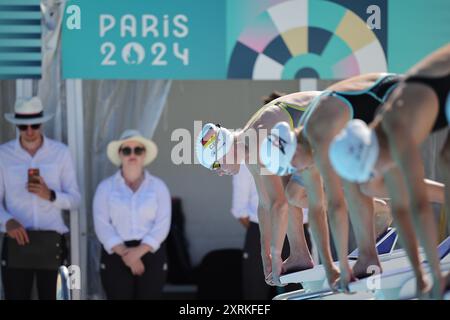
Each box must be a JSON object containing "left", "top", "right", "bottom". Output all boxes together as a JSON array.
[
  {"left": 352, "top": 256, "right": 382, "bottom": 279},
  {"left": 281, "top": 255, "right": 314, "bottom": 275}
]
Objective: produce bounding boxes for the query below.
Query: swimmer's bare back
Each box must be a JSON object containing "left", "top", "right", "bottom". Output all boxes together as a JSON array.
[{"left": 243, "top": 91, "right": 320, "bottom": 132}]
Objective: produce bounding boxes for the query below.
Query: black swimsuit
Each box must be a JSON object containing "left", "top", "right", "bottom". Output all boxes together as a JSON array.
[
  {"left": 299, "top": 74, "right": 403, "bottom": 138},
  {"left": 331, "top": 74, "right": 403, "bottom": 124},
  {"left": 405, "top": 73, "right": 450, "bottom": 132}
]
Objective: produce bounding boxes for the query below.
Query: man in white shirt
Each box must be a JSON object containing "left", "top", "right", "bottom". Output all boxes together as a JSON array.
[{"left": 0, "top": 97, "right": 80, "bottom": 300}]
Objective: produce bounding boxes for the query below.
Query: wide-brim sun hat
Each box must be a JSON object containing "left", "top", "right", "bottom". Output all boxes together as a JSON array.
[
  {"left": 107, "top": 129, "right": 158, "bottom": 166},
  {"left": 5, "top": 96, "right": 54, "bottom": 125}
]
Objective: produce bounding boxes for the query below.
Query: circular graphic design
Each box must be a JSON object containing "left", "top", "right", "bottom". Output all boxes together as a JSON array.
[{"left": 228, "top": 0, "right": 387, "bottom": 79}]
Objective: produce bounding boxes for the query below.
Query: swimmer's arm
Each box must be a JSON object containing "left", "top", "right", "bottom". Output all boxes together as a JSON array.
[
  {"left": 308, "top": 132, "right": 352, "bottom": 284},
  {"left": 248, "top": 170, "right": 273, "bottom": 279},
  {"left": 259, "top": 174, "right": 288, "bottom": 253},
  {"left": 259, "top": 174, "right": 289, "bottom": 285},
  {"left": 257, "top": 203, "right": 272, "bottom": 278},
  {"left": 382, "top": 138, "right": 442, "bottom": 282},
  {"left": 302, "top": 168, "right": 336, "bottom": 275}
]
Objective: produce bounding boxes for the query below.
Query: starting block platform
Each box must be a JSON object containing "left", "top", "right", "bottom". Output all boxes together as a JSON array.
[{"left": 275, "top": 235, "right": 450, "bottom": 300}]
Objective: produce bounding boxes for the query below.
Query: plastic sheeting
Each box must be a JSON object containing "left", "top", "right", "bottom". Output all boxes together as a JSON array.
[
  {"left": 0, "top": 81, "right": 16, "bottom": 141},
  {"left": 421, "top": 129, "right": 449, "bottom": 181},
  {"left": 37, "top": 0, "right": 66, "bottom": 142}
]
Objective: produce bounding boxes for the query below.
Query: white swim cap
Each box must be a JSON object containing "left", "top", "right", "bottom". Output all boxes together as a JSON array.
[
  {"left": 329, "top": 119, "right": 379, "bottom": 183},
  {"left": 259, "top": 122, "right": 297, "bottom": 176},
  {"left": 195, "top": 123, "right": 233, "bottom": 170}
]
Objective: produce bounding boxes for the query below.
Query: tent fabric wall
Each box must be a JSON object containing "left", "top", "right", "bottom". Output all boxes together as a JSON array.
[
  {"left": 421, "top": 130, "right": 449, "bottom": 181},
  {"left": 0, "top": 80, "right": 15, "bottom": 299},
  {"left": 37, "top": 0, "right": 67, "bottom": 142},
  {"left": 0, "top": 81, "right": 16, "bottom": 142}
]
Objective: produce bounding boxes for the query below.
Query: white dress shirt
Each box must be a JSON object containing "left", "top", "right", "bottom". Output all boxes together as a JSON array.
[
  {"left": 0, "top": 136, "right": 81, "bottom": 234},
  {"left": 231, "top": 165, "right": 309, "bottom": 224},
  {"left": 231, "top": 164, "right": 259, "bottom": 223},
  {"left": 93, "top": 170, "right": 171, "bottom": 254}
]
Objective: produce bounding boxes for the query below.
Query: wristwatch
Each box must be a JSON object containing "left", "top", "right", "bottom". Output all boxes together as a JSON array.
[{"left": 49, "top": 189, "right": 56, "bottom": 202}]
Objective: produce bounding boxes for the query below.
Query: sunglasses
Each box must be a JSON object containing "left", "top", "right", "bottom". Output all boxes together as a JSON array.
[
  {"left": 211, "top": 161, "right": 221, "bottom": 171},
  {"left": 120, "top": 146, "right": 146, "bottom": 156},
  {"left": 17, "top": 124, "right": 41, "bottom": 131}
]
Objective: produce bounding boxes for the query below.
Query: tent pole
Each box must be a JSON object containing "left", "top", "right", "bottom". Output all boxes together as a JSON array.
[{"left": 66, "top": 79, "right": 87, "bottom": 300}]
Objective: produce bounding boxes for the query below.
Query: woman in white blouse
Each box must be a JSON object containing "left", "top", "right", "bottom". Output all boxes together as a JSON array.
[{"left": 93, "top": 130, "right": 171, "bottom": 300}]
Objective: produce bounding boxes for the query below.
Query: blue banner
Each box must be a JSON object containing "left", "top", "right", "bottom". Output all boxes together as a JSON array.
[
  {"left": 62, "top": 0, "right": 226, "bottom": 79},
  {"left": 62, "top": 0, "right": 450, "bottom": 80}
]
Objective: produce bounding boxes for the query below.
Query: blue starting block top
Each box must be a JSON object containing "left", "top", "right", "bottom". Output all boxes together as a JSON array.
[{"left": 348, "top": 228, "right": 398, "bottom": 260}]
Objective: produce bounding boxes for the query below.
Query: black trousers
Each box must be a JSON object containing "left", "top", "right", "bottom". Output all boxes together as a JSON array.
[
  {"left": 100, "top": 240, "right": 167, "bottom": 300},
  {"left": 1, "top": 235, "right": 67, "bottom": 300},
  {"left": 242, "top": 222, "right": 271, "bottom": 300},
  {"left": 276, "top": 225, "right": 312, "bottom": 296},
  {"left": 242, "top": 222, "right": 312, "bottom": 300}
]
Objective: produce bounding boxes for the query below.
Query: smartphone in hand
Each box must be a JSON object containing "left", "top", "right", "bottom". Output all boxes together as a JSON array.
[{"left": 28, "top": 168, "right": 40, "bottom": 184}]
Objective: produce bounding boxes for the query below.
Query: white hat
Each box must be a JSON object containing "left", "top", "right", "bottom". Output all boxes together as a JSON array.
[
  {"left": 5, "top": 97, "right": 54, "bottom": 125},
  {"left": 329, "top": 119, "right": 379, "bottom": 183},
  {"left": 107, "top": 130, "right": 158, "bottom": 167},
  {"left": 259, "top": 122, "right": 297, "bottom": 175},
  {"left": 195, "top": 123, "right": 233, "bottom": 170}
]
